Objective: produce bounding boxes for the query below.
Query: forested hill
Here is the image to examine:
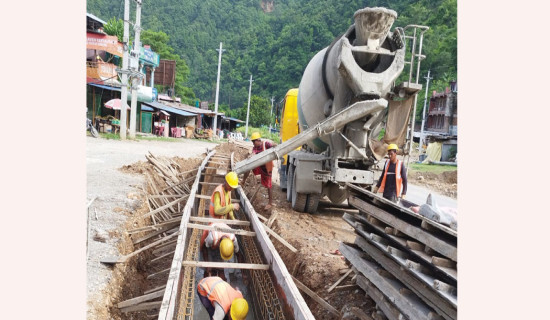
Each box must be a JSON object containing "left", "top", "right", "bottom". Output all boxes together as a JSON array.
[{"left": 87, "top": 0, "right": 456, "bottom": 110}]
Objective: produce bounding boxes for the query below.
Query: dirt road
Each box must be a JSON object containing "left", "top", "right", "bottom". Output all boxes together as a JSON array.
[{"left": 86, "top": 136, "right": 216, "bottom": 319}]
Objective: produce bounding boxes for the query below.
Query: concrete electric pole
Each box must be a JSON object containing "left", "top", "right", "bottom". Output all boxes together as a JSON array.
[
  {"left": 212, "top": 42, "right": 225, "bottom": 137},
  {"left": 418, "top": 69, "right": 432, "bottom": 152},
  {"left": 245, "top": 75, "right": 254, "bottom": 139},
  {"left": 129, "top": 0, "right": 142, "bottom": 139},
  {"left": 119, "top": 0, "right": 130, "bottom": 140},
  {"left": 269, "top": 96, "right": 274, "bottom": 132}
]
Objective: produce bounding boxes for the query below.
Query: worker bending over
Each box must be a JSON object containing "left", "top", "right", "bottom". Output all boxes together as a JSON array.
[
  {"left": 242, "top": 132, "right": 277, "bottom": 210},
  {"left": 373, "top": 144, "right": 408, "bottom": 203},
  {"left": 210, "top": 172, "right": 240, "bottom": 219},
  {"left": 200, "top": 221, "right": 245, "bottom": 281},
  {"left": 197, "top": 276, "right": 249, "bottom": 320}
]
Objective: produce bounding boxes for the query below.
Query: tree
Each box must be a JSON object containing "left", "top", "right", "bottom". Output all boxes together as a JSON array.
[{"left": 103, "top": 18, "right": 124, "bottom": 42}]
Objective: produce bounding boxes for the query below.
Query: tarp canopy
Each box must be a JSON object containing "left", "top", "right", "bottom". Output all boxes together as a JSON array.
[
  {"left": 141, "top": 105, "right": 154, "bottom": 112},
  {"left": 88, "top": 83, "right": 121, "bottom": 92},
  {"left": 142, "top": 101, "right": 196, "bottom": 117}
]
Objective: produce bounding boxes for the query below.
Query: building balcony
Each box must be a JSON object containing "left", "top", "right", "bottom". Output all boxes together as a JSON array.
[{"left": 86, "top": 61, "right": 120, "bottom": 86}]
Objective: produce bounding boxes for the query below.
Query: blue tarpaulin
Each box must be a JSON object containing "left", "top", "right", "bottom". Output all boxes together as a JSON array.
[{"left": 141, "top": 105, "right": 154, "bottom": 111}]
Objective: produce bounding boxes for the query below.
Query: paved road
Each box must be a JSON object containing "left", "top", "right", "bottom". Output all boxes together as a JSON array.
[{"left": 406, "top": 183, "right": 457, "bottom": 209}]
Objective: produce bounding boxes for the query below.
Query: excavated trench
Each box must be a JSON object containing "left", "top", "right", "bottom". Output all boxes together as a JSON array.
[{"left": 100, "top": 143, "right": 310, "bottom": 320}]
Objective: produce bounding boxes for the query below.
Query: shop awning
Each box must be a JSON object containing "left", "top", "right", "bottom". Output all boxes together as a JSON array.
[
  {"left": 141, "top": 105, "right": 154, "bottom": 111},
  {"left": 87, "top": 83, "right": 121, "bottom": 91},
  {"left": 142, "top": 101, "right": 196, "bottom": 117}
]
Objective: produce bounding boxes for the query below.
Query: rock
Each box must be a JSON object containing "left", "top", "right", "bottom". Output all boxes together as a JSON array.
[
  {"left": 93, "top": 229, "right": 109, "bottom": 243},
  {"left": 417, "top": 176, "right": 425, "bottom": 181}
]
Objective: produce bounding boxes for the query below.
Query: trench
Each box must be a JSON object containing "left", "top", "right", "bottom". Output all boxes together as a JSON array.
[{"left": 105, "top": 147, "right": 310, "bottom": 320}]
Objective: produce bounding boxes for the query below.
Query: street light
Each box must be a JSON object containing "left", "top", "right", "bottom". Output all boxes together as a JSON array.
[{"left": 245, "top": 75, "right": 253, "bottom": 138}]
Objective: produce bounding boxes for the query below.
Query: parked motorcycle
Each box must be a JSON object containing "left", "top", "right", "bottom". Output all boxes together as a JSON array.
[{"left": 87, "top": 118, "right": 99, "bottom": 138}]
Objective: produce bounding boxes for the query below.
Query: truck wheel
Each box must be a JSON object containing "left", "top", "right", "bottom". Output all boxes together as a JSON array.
[
  {"left": 306, "top": 193, "right": 320, "bottom": 214},
  {"left": 280, "top": 164, "right": 287, "bottom": 192},
  {"left": 286, "top": 164, "right": 295, "bottom": 202},
  {"left": 291, "top": 171, "right": 307, "bottom": 212}
]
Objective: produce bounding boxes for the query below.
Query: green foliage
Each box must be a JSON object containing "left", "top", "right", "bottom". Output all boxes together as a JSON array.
[
  {"left": 103, "top": 17, "right": 124, "bottom": 42},
  {"left": 88, "top": 0, "right": 456, "bottom": 110},
  {"left": 235, "top": 126, "right": 280, "bottom": 142},
  {"left": 409, "top": 163, "right": 457, "bottom": 174}
]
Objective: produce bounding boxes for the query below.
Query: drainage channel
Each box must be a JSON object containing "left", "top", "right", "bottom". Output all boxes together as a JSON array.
[{"left": 111, "top": 150, "right": 314, "bottom": 320}]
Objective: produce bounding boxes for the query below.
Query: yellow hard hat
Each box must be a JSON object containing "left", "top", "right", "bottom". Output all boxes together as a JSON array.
[
  {"left": 250, "top": 132, "right": 261, "bottom": 141},
  {"left": 230, "top": 298, "right": 249, "bottom": 320},
  {"left": 387, "top": 143, "right": 399, "bottom": 151},
  {"left": 219, "top": 237, "right": 234, "bottom": 261},
  {"left": 225, "top": 171, "right": 239, "bottom": 189}
]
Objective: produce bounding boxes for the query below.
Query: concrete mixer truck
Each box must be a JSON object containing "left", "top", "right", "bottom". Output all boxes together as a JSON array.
[{"left": 234, "top": 6, "right": 428, "bottom": 213}]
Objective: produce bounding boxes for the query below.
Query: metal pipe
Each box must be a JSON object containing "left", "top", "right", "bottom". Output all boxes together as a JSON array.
[{"left": 234, "top": 99, "right": 387, "bottom": 174}]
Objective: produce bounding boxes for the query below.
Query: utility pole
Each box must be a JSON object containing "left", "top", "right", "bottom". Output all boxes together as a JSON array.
[
  {"left": 269, "top": 96, "right": 274, "bottom": 132},
  {"left": 245, "top": 75, "right": 253, "bottom": 139},
  {"left": 129, "top": 0, "right": 142, "bottom": 139},
  {"left": 119, "top": 0, "right": 130, "bottom": 140},
  {"left": 418, "top": 69, "right": 432, "bottom": 152},
  {"left": 212, "top": 42, "right": 225, "bottom": 137}
]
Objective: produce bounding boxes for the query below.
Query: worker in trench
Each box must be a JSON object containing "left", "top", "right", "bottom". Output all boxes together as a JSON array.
[
  {"left": 372, "top": 144, "right": 408, "bottom": 203},
  {"left": 199, "top": 220, "right": 246, "bottom": 282},
  {"left": 197, "top": 276, "right": 249, "bottom": 320},
  {"left": 242, "top": 132, "right": 277, "bottom": 210},
  {"left": 210, "top": 172, "right": 240, "bottom": 219}
]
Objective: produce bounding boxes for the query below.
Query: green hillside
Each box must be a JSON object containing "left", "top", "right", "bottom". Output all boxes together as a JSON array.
[{"left": 87, "top": 0, "right": 456, "bottom": 116}]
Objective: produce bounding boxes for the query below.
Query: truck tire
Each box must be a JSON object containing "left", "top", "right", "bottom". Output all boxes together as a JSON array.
[
  {"left": 291, "top": 171, "right": 307, "bottom": 212},
  {"left": 286, "top": 164, "right": 295, "bottom": 202},
  {"left": 306, "top": 193, "right": 320, "bottom": 214},
  {"left": 280, "top": 164, "right": 287, "bottom": 192}
]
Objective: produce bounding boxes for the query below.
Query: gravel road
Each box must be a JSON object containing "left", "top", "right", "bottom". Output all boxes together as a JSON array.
[{"left": 86, "top": 136, "right": 216, "bottom": 318}]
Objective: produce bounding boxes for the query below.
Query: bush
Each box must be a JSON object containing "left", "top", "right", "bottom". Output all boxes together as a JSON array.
[{"left": 235, "top": 126, "right": 280, "bottom": 142}]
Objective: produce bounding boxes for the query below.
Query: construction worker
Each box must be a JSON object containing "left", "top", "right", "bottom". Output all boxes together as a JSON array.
[
  {"left": 200, "top": 221, "right": 245, "bottom": 281},
  {"left": 373, "top": 144, "right": 408, "bottom": 203},
  {"left": 210, "top": 172, "right": 240, "bottom": 219},
  {"left": 242, "top": 132, "right": 277, "bottom": 210},
  {"left": 197, "top": 276, "right": 249, "bottom": 320}
]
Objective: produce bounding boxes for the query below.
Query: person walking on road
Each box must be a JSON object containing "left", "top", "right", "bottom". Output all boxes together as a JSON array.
[
  {"left": 373, "top": 144, "right": 408, "bottom": 203},
  {"left": 197, "top": 276, "right": 249, "bottom": 320},
  {"left": 210, "top": 172, "right": 240, "bottom": 219},
  {"left": 242, "top": 132, "right": 277, "bottom": 210},
  {"left": 200, "top": 221, "right": 245, "bottom": 281}
]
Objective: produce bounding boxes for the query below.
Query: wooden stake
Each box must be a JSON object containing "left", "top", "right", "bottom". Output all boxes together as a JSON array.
[{"left": 291, "top": 276, "right": 341, "bottom": 318}]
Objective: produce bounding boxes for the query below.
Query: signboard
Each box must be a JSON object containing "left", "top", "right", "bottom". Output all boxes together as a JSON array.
[
  {"left": 139, "top": 47, "right": 160, "bottom": 67},
  {"left": 86, "top": 32, "right": 123, "bottom": 57}
]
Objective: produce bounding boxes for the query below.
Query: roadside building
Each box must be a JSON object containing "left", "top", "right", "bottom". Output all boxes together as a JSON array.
[{"left": 421, "top": 81, "right": 458, "bottom": 162}]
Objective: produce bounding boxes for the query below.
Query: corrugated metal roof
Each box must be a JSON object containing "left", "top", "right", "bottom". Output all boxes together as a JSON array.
[
  {"left": 86, "top": 13, "right": 107, "bottom": 25},
  {"left": 142, "top": 101, "right": 196, "bottom": 117},
  {"left": 87, "top": 83, "right": 121, "bottom": 91},
  {"left": 160, "top": 100, "right": 217, "bottom": 116}
]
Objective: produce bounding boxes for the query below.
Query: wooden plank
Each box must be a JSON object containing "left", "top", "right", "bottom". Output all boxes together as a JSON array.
[
  {"left": 327, "top": 269, "right": 353, "bottom": 293},
  {"left": 120, "top": 301, "right": 162, "bottom": 313},
  {"left": 141, "top": 195, "right": 189, "bottom": 220},
  {"left": 431, "top": 257, "right": 456, "bottom": 269},
  {"left": 292, "top": 276, "right": 341, "bottom": 318},
  {"left": 150, "top": 251, "right": 174, "bottom": 263},
  {"left": 100, "top": 231, "right": 179, "bottom": 264},
  {"left": 349, "top": 196, "right": 457, "bottom": 261},
  {"left": 132, "top": 226, "right": 179, "bottom": 245},
  {"left": 195, "top": 194, "right": 239, "bottom": 203},
  {"left": 127, "top": 219, "right": 180, "bottom": 234},
  {"left": 147, "top": 267, "right": 171, "bottom": 280},
  {"left": 144, "top": 285, "right": 166, "bottom": 295},
  {"left": 189, "top": 216, "right": 250, "bottom": 226},
  {"left": 118, "top": 290, "right": 165, "bottom": 308},
  {"left": 236, "top": 186, "right": 315, "bottom": 320},
  {"left": 356, "top": 275, "right": 403, "bottom": 320},
  {"left": 351, "top": 238, "right": 456, "bottom": 319},
  {"left": 186, "top": 223, "right": 256, "bottom": 237},
  {"left": 262, "top": 222, "right": 298, "bottom": 253},
  {"left": 333, "top": 284, "right": 359, "bottom": 292},
  {"left": 182, "top": 261, "right": 270, "bottom": 270},
  {"left": 341, "top": 244, "right": 441, "bottom": 320}
]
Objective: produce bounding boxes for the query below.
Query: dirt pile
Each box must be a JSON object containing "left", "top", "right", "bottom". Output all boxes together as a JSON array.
[{"left": 409, "top": 170, "right": 458, "bottom": 199}]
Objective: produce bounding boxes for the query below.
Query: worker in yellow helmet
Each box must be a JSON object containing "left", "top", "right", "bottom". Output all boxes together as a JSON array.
[
  {"left": 210, "top": 172, "right": 240, "bottom": 220},
  {"left": 242, "top": 131, "right": 278, "bottom": 210},
  {"left": 200, "top": 221, "right": 245, "bottom": 281},
  {"left": 372, "top": 143, "right": 408, "bottom": 203},
  {"left": 197, "top": 276, "right": 249, "bottom": 320}
]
